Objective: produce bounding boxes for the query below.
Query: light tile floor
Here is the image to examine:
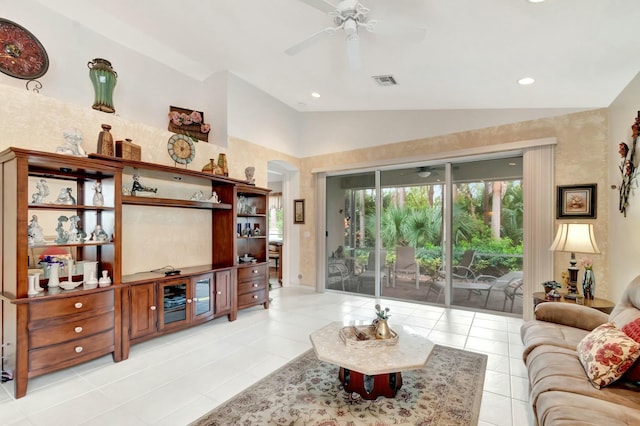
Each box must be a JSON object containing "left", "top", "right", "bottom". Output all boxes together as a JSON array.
[{"left": 0, "top": 286, "right": 535, "bottom": 425}]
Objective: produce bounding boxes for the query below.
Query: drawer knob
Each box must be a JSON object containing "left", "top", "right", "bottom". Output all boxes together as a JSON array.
[
  {"left": 217, "top": 291, "right": 222, "bottom": 295},
  {"left": 75, "top": 346, "right": 83, "bottom": 353},
  {"left": 74, "top": 302, "right": 83, "bottom": 309},
  {"left": 253, "top": 283, "right": 258, "bottom": 287},
  {"left": 253, "top": 295, "right": 258, "bottom": 299},
  {"left": 150, "top": 305, "right": 157, "bottom": 311},
  {"left": 74, "top": 326, "right": 83, "bottom": 333},
  {"left": 187, "top": 299, "right": 192, "bottom": 303},
  {"left": 252, "top": 269, "right": 258, "bottom": 274}
]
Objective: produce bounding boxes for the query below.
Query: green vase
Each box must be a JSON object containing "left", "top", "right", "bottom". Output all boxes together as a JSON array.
[{"left": 88, "top": 58, "right": 117, "bottom": 113}]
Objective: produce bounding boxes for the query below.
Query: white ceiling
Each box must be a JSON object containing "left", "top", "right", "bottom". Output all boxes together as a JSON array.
[{"left": 43, "top": 0, "right": 640, "bottom": 112}]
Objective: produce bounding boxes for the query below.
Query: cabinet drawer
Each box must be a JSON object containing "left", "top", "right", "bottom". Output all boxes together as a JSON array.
[
  {"left": 238, "top": 289, "right": 266, "bottom": 307},
  {"left": 30, "top": 311, "right": 114, "bottom": 349},
  {"left": 237, "top": 264, "right": 267, "bottom": 281},
  {"left": 29, "top": 291, "right": 114, "bottom": 322},
  {"left": 238, "top": 278, "right": 267, "bottom": 295},
  {"left": 29, "top": 330, "right": 114, "bottom": 374}
]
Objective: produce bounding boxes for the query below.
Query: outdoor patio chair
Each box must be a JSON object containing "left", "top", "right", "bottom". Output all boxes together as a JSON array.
[
  {"left": 503, "top": 277, "right": 524, "bottom": 312},
  {"left": 328, "top": 260, "right": 351, "bottom": 291},
  {"left": 426, "top": 274, "right": 497, "bottom": 307},
  {"left": 426, "top": 269, "right": 521, "bottom": 309},
  {"left": 391, "top": 246, "right": 420, "bottom": 289},
  {"left": 355, "top": 250, "right": 388, "bottom": 290},
  {"left": 451, "top": 249, "right": 477, "bottom": 281}
]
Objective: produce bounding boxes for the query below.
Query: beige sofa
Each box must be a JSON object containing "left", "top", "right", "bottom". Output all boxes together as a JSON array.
[{"left": 521, "top": 275, "right": 640, "bottom": 425}]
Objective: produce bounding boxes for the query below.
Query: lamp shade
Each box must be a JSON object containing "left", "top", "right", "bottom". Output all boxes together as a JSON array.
[{"left": 549, "top": 223, "right": 600, "bottom": 254}]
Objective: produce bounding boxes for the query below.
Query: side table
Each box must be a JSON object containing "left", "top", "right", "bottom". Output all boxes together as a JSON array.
[{"left": 532, "top": 292, "right": 615, "bottom": 314}]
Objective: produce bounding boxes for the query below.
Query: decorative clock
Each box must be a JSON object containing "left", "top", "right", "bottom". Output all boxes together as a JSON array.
[
  {"left": 167, "top": 134, "right": 195, "bottom": 166},
  {"left": 0, "top": 18, "right": 49, "bottom": 80}
]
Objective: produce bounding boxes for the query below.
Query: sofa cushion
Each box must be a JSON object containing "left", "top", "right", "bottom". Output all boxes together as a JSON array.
[
  {"left": 521, "top": 319, "right": 591, "bottom": 360},
  {"left": 526, "top": 344, "right": 640, "bottom": 411},
  {"left": 622, "top": 317, "right": 640, "bottom": 381},
  {"left": 536, "top": 390, "right": 640, "bottom": 426},
  {"left": 577, "top": 323, "right": 640, "bottom": 389}
]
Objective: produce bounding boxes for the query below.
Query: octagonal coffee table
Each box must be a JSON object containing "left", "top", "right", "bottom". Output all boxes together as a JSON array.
[{"left": 310, "top": 321, "right": 434, "bottom": 400}]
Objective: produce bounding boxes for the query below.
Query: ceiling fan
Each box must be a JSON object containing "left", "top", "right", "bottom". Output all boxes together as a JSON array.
[
  {"left": 399, "top": 166, "right": 438, "bottom": 178},
  {"left": 286, "top": 0, "right": 426, "bottom": 70}
]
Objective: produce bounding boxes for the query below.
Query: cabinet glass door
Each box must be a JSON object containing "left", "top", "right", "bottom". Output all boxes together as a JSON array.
[
  {"left": 193, "top": 275, "right": 213, "bottom": 319},
  {"left": 161, "top": 282, "right": 187, "bottom": 325}
]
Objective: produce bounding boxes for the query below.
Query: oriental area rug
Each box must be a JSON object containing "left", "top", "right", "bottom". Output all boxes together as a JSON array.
[{"left": 190, "top": 345, "right": 487, "bottom": 426}]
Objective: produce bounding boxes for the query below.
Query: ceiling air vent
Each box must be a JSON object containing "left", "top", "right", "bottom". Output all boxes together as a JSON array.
[{"left": 372, "top": 75, "right": 397, "bottom": 86}]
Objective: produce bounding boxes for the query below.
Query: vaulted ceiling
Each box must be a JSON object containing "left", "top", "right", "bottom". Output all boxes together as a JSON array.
[{"left": 42, "top": 0, "right": 640, "bottom": 113}]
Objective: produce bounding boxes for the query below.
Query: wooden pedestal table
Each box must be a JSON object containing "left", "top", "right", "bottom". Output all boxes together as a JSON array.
[
  {"left": 532, "top": 292, "right": 615, "bottom": 314},
  {"left": 310, "top": 322, "right": 434, "bottom": 400}
]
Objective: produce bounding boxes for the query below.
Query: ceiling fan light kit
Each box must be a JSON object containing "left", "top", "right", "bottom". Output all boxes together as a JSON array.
[{"left": 288, "top": 0, "right": 425, "bottom": 70}]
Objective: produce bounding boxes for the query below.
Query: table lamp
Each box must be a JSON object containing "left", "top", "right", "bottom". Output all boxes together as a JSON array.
[{"left": 549, "top": 223, "right": 600, "bottom": 299}]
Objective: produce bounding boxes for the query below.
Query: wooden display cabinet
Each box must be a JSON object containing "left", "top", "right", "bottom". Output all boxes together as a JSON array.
[
  {"left": 1, "top": 149, "right": 271, "bottom": 398},
  {"left": 235, "top": 184, "right": 270, "bottom": 311},
  {"left": 0, "top": 148, "right": 123, "bottom": 399}
]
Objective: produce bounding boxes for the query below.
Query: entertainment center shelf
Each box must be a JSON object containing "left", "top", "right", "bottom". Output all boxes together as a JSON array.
[
  {"left": 1, "top": 147, "right": 270, "bottom": 398},
  {"left": 121, "top": 195, "right": 233, "bottom": 210}
]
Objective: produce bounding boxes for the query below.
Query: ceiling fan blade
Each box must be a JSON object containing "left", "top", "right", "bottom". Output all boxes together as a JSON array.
[
  {"left": 285, "top": 27, "right": 337, "bottom": 56},
  {"left": 297, "top": 0, "right": 338, "bottom": 14},
  {"left": 369, "top": 19, "right": 427, "bottom": 43}
]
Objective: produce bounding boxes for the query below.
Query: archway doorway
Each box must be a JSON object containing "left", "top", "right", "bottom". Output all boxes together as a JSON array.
[{"left": 267, "top": 160, "right": 300, "bottom": 287}]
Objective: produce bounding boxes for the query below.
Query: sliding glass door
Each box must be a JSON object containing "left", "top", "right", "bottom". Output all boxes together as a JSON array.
[
  {"left": 326, "top": 172, "right": 377, "bottom": 295},
  {"left": 324, "top": 156, "right": 524, "bottom": 315},
  {"left": 379, "top": 166, "right": 445, "bottom": 303}
]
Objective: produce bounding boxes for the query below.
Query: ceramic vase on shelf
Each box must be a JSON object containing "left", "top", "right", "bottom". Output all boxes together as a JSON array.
[
  {"left": 374, "top": 319, "right": 392, "bottom": 340},
  {"left": 28, "top": 274, "right": 39, "bottom": 296},
  {"left": 217, "top": 153, "right": 228, "bottom": 177},
  {"left": 98, "top": 270, "right": 111, "bottom": 287},
  {"left": 97, "top": 124, "right": 115, "bottom": 156},
  {"left": 48, "top": 263, "right": 60, "bottom": 288},
  {"left": 582, "top": 269, "right": 595, "bottom": 300},
  {"left": 88, "top": 58, "right": 117, "bottom": 113}
]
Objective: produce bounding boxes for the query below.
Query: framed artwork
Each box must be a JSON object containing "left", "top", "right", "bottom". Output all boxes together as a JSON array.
[
  {"left": 557, "top": 184, "right": 597, "bottom": 219},
  {"left": 294, "top": 199, "right": 305, "bottom": 224}
]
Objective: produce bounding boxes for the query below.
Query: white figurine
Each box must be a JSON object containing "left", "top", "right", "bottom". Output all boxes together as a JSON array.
[
  {"left": 245, "top": 166, "right": 255, "bottom": 184},
  {"left": 91, "top": 224, "right": 109, "bottom": 242},
  {"left": 31, "top": 179, "right": 50, "bottom": 204},
  {"left": 190, "top": 191, "right": 204, "bottom": 201},
  {"left": 28, "top": 215, "right": 45, "bottom": 244},
  {"left": 210, "top": 191, "right": 220, "bottom": 203},
  {"left": 55, "top": 187, "right": 76, "bottom": 205},
  {"left": 92, "top": 182, "right": 104, "bottom": 206},
  {"left": 67, "top": 215, "right": 86, "bottom": 242},
  {"left": 56, "top": 128, "right": 87, "bottom": 157}
]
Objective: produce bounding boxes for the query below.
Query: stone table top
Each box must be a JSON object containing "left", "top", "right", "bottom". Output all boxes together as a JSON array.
[{"left": 310, "top": 321, "right": 435, "bottom": 376}]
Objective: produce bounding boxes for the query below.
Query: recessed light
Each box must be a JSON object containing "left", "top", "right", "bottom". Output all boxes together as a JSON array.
[
  {"left": 528, "top": 0, "right": 544, "bottom": 3},
  {"left": 311, "top": 92, "right": 321, "bottom": 98},
  {"left": 518, "top": 77, "right": 535, "bottom": 85}
]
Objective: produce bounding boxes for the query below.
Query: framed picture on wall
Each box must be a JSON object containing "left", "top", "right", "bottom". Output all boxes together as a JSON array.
[
  {"left": 557, "top": 184, "right": 597, "bottom": 219},
  {"left": 294, "top": 199, "right": 305, "bottom": 224}
]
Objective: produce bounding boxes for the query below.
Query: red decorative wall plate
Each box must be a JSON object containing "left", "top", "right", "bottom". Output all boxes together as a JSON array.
[{"left": 0, "top": 18, "right": 49, "bottom": 80}]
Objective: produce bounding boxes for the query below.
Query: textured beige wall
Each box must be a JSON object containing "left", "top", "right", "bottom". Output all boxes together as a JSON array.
[
  {"left": 0, "top": 85, "right": 300, "bottom": 275},
  {"left": 299, "top": 110, "right": 611, "bottom": 296},
  {"left": 0, "top": 84, "right": 610, "bottom": 295}
]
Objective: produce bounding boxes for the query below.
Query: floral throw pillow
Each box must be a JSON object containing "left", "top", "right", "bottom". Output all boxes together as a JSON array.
[
  {"left": 621, "top": 317, "right": 640, "bottom": 382},
  {"left": 576, "top": 322, "right": 640, "bottom": 389}
]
